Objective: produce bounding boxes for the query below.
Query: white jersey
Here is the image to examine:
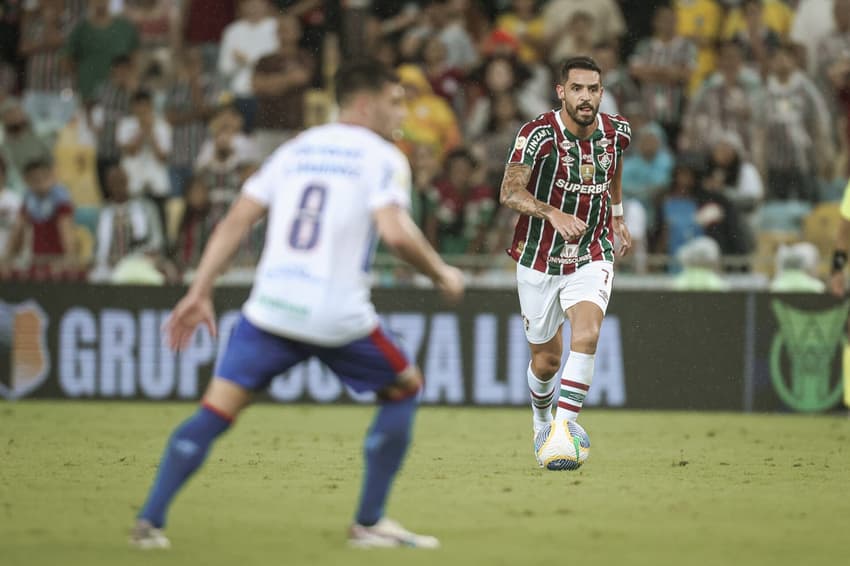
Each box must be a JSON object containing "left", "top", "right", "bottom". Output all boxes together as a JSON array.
[{"left": 241, "top": 123, "right": 412, "bottom": 346}]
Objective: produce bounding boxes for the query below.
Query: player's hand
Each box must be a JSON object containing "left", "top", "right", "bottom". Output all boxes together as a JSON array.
[
  {"left": 435, "top": 265, "right": 465, "bottom": 305},
  {"left": 164, "top": 292, "right": 217, "bottom": 351},
  {"left": 613, "top": 216, "right": 631, "bottom": 257},
  {"left": 829, "top": 272, "right": 846, "bottom": 298},
  {"left": 546, "top": 209, "right": 587, "bottom": 240}
]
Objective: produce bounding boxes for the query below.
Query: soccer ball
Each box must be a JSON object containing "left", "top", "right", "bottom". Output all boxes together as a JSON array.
[{"left": 534, "top": 420, "right": 590, "bottom": 471}]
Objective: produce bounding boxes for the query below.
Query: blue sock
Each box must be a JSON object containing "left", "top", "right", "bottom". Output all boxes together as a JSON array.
[
  {"left": 138, "top": 405, "right": 232, "bottom": 528},
  {"left": 355, "top": 395, "right": 417, "bottom": 526}
]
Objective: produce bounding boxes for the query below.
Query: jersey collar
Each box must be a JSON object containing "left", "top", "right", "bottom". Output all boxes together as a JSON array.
[{"left": 553, "top": 109, "right": 604, "bottom": 142}]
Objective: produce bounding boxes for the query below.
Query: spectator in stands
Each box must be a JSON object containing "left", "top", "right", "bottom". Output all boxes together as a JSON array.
[
  {"left": 722, "top": 0, "right": 793, "bottom": 40},
  {"left": 674, "top": 0, "right": 723, "bottom": 94},
  {"left": 116, "top": 89, "right": 172, "bottom": 223},
  {"left": 19, "top": 0, "right": 76, "bottom": 131},
  {"left": 593, "top": 42, "right": 641, "bottom": 119},
  {"left": 89, "top": 162, "right": 164, "bottom": 282},
  {"left": 723, "top": 0, "right": 782, "bottom": 76},
  {"left": 252, "top": 13, "right": 315, "bottom": 159},
  {"left": 396, "top": 63, "right": 461, "bottom": 162},
  {"left": 790, "top": 0, "right": 837, "bottom": 74},
  {"left": 542, "top": 0, "right": 625, "bottom": 53},
  {"left": 465, "top": 54, "right": 534, "bottom": 139},
  {"left": 1, "top": 101, "right": 54, "bottom": 190},
  {"left": 816, "top": 0, "right": 850, "bottom": 175},
  {"left": 477, "top": 28, "right": 552, "bottom": 121},
  {"left": 680, "top": 40, "right": 762, "bottom": 156},
  {"left": 425, "top": 147, "right": 495, "bottom": 255},
  {"left": 0, "top": 0, "right": 22, "bottom": 95},
  {"left": 409, "top": 142, "right": 440, "bottom": 229},
  {"left": 172, "top": 175, "right": 216, "bottom": 273},
  {"left": 125, "top": 0, "right": 179, "bottom": 52},
  {"left": 543, "top": 8, "right": 596, "bottom": 67},
  {"left": 816, "top": 0, "right": 850, "bottom": 90},
  {"left": 0, "top": 157, "right": 22, "bottom": 258},
  {"left": 399, "top": 0, "right": 478, "bottom": 72},
  {"left": 471, "top": 92, "right": 523, "bottom": 191},
  {"left": 64, "top": 0, "right": 139, "bottom": 103},
  {"left": 695, "top": 154, "right": 752, "bottom": 258},
  {"left": 217, "top": 0, "right": 278, "bottom": 133},
  {"left": 653, "top": 163, "right": 704, "bottom": 268},
  {"left": 91, "top": 54, "right": 137, "bottom": 195},
  {"left": 53, "top": 109, "right": 101, "bottom": 209},
  {"left": 671, "top": 235, "right": 731, "bottom": 290},
  {"left": 703, "top": 132, "right": 764, "bottom": 253},
  {"left": 759, "top": 42, "right": 833, "bottom": 202},
  {"left": 494, "top": 0, "right": 545, "bottom": 66},
  {"left": 629, "top": 4, "right": 697, "bottom": 145},
  {"left": 181, "top": 0, "right": 236, "bottom": 72},
  {"left": 273, "top": 0, "right": 327, "bottom": 57},
  {"left": 622, "top": 123, "right": 674, "bottom": 225},
  {"left": 1, "top": 159, "right": 76, "bottom": 276},
  {"left": 419, "top": 33, "right": 466, "bottom": 115},
  {"left": 164, "top": 46, "right": 219, "bottom": 197},
  {"left": 195, "top": 105, "right": 260, "bottom": 217},
  {"left": 770, "top": 242, "right": 826, "bottom": 292}
]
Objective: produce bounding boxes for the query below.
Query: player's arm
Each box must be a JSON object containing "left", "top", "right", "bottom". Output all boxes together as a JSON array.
[
  {"left": 609, "top": 159, "right": 631, "bottom": 257},
  {"left": 188, "top": 195, "right": 266, "bottom": 296},
  {"left": 165, "top": 196, "right": 266, "bottom": 350},
  {"left": 499, "top": 163, "right": 586, "bottom": 240},
  {"left": 373, "top": 204, "right": 463, "bottom": 303}
]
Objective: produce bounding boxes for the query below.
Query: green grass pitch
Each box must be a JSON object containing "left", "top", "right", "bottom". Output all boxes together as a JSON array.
[{"left": 2, "top": 402, "right": 849, "bottom": 566}]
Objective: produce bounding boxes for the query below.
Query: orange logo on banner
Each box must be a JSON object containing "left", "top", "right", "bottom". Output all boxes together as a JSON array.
[{"left": 0, "top": 301, "right": 50, "bottom": 400}]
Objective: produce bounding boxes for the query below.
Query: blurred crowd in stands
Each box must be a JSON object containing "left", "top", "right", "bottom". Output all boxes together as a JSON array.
[{"left": 0, "top": 0, "right": 848, "bottom": 290}]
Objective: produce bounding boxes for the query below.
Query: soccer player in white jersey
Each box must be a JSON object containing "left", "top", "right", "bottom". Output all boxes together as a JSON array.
[
  {"left": 130, "top": 58, "right": 464, "bottom": 549},
  {"left": 499, "top": 56, "right": 632, "bottom": 462}
]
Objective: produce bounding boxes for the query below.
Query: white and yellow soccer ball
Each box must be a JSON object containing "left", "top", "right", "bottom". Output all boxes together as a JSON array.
[{"left": 534, "top": 420, "right": 590, "bottom": 471}]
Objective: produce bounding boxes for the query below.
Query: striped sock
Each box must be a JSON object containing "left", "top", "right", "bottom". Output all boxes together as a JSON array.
[
  {"left": 555, "top": 351, "right": 594, "bottom": 422},
  {"left": 528, "top": 363, "right": 556, "bottom": 427}
]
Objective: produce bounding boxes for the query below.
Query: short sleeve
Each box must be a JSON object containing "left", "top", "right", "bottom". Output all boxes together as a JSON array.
[
  {"left": 610, "top": 115, "right": 631, "bottom": 153},
  {"left": 507, "top": 121, "right": 551, "bottom": 166},
  {"left": 155, "top": 121, "right": 172, "bottom": 152},
  {"left": 367, "top": 146, "right": 412, "bottom": 212},
  {"left": 115, "top": 117, "right": 138, "bottom": 146},
  {"left": 240, "top": 149, "right": 280, "bottom": 207}
]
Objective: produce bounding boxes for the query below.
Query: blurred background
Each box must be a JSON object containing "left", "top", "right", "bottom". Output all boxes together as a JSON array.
[{"left": 0, "top": 0, "right": 848, "bottom": 292}]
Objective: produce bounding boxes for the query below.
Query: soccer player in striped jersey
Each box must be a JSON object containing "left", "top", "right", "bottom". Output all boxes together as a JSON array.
[
  {"left": 499, "top": 56, "right": 632, "bottom": 458},
  {"left": 130, "top": 58, "right": 464, "bottom": 549}
]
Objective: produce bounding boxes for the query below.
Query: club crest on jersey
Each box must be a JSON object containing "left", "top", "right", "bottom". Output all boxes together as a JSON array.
[
  {"left": 598, "top": 152, "right": 612, "bottom": 170},
  {"left": 515, "top": 136, "right": 527, "bottom": 150}
]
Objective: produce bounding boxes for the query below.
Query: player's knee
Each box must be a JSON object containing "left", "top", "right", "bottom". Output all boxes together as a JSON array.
[
  {"left": 571, "top": 324, "right": 601, "bottom": 353},
  {"left": 532, "top": 353, "right": 561, "bottom": 380},
  {"left": 378, "top": 367, "right": 423, "bottom": 402}
]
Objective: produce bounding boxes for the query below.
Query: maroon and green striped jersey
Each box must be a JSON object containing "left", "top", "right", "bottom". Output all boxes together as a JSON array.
[{"left": 506, "top": 109, "right": 631, "bottom": 275}]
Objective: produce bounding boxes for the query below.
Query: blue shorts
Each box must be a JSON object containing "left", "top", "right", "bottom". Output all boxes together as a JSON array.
[{"left": 215, "top": 315, "right": 411, "bottom": 393}]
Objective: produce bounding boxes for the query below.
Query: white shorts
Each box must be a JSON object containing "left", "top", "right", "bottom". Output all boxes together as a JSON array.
[{"left": 516, "top": 261, "right": 614, "bottom": 344}]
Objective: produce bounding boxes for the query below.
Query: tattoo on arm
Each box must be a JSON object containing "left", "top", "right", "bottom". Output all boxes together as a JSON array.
[{"left": 499, "top": 163, "right": 554, "bottom": 219}]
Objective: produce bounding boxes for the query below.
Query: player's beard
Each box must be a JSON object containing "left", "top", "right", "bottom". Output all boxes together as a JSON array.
[{"left": 565, "top": 100, "right": 598, "bottom": 127}]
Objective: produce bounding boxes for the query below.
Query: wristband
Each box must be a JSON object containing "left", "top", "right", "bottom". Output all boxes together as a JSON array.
[
  {"left": 611, "top": 202, "right": 624, "bottom": 217},
  {"left": 832, "top": 250, "right": 848, "bottom": 273}
]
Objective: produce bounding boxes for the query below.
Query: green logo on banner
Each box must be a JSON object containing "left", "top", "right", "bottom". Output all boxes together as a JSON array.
[{"left": 770, "top": 300, "right": 848, "bottom": 412}]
